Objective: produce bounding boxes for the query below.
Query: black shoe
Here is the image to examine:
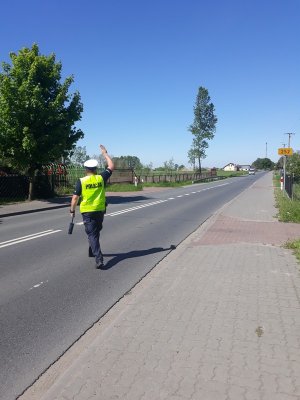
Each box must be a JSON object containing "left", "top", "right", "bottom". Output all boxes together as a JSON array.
[
  {"left": 95, "top": 261, "right": 104, "bottom": 269},
  {"left": 89, "top": 247, "right": 94, "bottom": 257}
]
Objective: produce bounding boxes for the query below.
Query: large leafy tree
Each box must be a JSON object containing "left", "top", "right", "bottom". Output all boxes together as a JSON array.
[
  {"left": 68, "top": 146, "right": 89, "bottom": 166},
  {"left": 113, "top": 155, "right": 143, "bottom": 170},
  {"left": 188, "top": 87, "right": 217, "bottom": 172},
  {"left": 0, "top": 44, "right": 84, "bottom": 199},
  {"left": 252, "top": 158, "right": 275, "bottom": 170},
  {"left": 286, "top": 153, "right": 300, "bottom": 176}
]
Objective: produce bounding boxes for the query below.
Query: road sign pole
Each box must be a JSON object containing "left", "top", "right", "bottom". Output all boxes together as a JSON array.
[{"left": 283, "top": 155, "right": 286, "bottom": 196}]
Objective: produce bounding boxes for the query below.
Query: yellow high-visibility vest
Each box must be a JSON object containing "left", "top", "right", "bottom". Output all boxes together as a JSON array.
[{"left": 80, "top": 175, "right": 106, "bottom": 213}]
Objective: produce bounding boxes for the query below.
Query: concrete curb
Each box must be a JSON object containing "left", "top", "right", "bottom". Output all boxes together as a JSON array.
[{"left": 0, "top": 204, "right": 69, "bottom": 218}]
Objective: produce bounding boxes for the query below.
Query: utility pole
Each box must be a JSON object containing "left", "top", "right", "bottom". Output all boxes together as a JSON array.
[
  {"left": 281, "top": 143, "right": 286, "bottom": 195},
  {"left": 265, "top": 142, "right": 268, "bottom": 158},
  {"left": 285, "top": 132, "right": 295, "bottom": 148}
]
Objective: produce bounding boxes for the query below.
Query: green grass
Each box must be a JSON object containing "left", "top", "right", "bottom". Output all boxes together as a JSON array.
[
  {"left": 106, "top": 183, "right": 143, "bottom": 192},
  {"left": 293, "top": 183, "right": 300, "bottom": 201},
  {"left": 55, "top": 186, "right": 74, "bottom": 196},
  {"left": 216, "top": 170, "right": 248, "bottom": 177},
  {"left": 106, "top": 181, "right": 194, "bottom": 191},
  {"left": 284, "top": 239, "right": 300, "bottom": 262},
  {"left": 273, "top": 172, "right": 281, "bottom": 188},
  {"left": 274, "top": 188, "right": 300, "bottom": 222},
  {"left": 142, "top": 180, "right": 193, "bottom": 188},
  {"left": 273, "top": 171, "right": 300, "bottom": 223},
  {"left": 273, "top": 171, "right": 300, "bottom": 263}
]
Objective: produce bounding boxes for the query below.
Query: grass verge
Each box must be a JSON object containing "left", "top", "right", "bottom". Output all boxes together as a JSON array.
[
  {"left": 106, "top": 183, "right": 143, "bottom": 192},
  {"left": 216, "top": 170, "right": 248, "bottom": 177},
  {"left": 274, "top": 172, "right": 300, "bottom": 261},
  {"left": 284, "top": 239, "right": 300, "bottom": 262},
  {"left": 107, "top": 181, "right": 194, "bottom": 191},
  {"left": 142, "top": 181, "right": 193, "bottom": 188},
  {"left": 274, "top": 188, "right": 300, "bottom": 222}
]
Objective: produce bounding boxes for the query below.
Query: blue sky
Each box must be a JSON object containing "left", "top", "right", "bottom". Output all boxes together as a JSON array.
[{"left": 1, "top": 0, "right": 299, "bottom": 168}]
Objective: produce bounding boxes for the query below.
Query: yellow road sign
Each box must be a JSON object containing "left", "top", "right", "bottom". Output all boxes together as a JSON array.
[{"left": 278, "top": 148, "right": 293, "bottom": 156}]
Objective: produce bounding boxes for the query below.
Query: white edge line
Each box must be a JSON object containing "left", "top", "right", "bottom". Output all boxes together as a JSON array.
[{"left": 0, "top": 230, "right": 54, "bottom": 245}]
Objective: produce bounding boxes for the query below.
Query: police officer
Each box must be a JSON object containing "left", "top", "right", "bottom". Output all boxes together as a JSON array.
[{"left": 70, "top": 144, "right": 114, "bottom": 269}]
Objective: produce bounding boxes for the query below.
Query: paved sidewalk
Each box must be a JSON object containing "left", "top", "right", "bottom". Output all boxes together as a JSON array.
[
  {"left": 0, "top": 196, "right": 72, "bottom": 217},
  {"left": 20, "top": 172, "right": 300, "bottom": 400}
]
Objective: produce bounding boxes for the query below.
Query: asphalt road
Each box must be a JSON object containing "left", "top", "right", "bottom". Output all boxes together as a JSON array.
[{"left": 0, "top": 173, "right": 264, "bottom": 399}]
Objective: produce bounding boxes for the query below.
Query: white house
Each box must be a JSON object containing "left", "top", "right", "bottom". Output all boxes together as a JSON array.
[
  {"left": 239, "top": 164, "right": 251, "bottom": 171},
  {"left": 223, "top": 163, "right": 237, "bottom": 171}
]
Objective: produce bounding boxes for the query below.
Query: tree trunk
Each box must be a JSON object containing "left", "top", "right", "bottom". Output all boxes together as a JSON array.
[
  {"left": 28, "top": 171, "right": 35, "bottom": 201},
  {"left": 198, "top": 156, "right": 202, "bottom": 174},
  {"left": 28, "top": 177, "right": 33, "bottom": 201}
]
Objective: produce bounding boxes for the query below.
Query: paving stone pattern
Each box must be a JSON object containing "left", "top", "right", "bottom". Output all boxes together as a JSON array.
[{"left": 21, "top": 173, "right": 300, "bottom": 400}]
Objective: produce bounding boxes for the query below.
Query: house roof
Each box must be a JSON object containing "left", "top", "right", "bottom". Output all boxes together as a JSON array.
[{"left": 222, "top": 162, "right": 236, "bottom": 168}]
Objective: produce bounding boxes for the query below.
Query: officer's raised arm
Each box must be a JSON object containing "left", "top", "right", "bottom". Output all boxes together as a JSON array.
[{"left": 100, "top": 145, "right": 114, "bottom": 171}]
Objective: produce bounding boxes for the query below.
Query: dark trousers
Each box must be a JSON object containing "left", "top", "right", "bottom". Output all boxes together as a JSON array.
[{"left": 82, "top": 211, "right": 104, "bottom": 264}]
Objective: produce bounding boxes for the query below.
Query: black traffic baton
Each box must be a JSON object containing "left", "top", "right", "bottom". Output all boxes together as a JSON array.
[{"left": 68, "top": 215, "right": 75, "bottom": 234}]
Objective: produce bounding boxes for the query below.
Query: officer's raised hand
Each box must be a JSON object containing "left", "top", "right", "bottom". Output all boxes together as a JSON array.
[
  {"left": 100, "top": 145, "right": 114, "bottom": 171},
  {"left": 100, "top": 144, "right": 107, "bottom": 154}
]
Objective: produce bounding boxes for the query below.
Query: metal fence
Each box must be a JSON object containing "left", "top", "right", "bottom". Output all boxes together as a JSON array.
[
  {"left": 0, "top": 175, "right": 29, "bottom": 201},
  {"left": 284, "top": 174, "right": 300, "bottom": 201},
  {"left": 0, "top": 165, "right": 218, "bottom": 202},
  {"left": 0, "top": 166, "right": 135, "bottom": 201},
  {"left": 136, "top": 170, "right": 217, "bottom": 183}
]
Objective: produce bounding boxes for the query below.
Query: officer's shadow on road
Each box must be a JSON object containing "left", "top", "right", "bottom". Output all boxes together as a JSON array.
[
  {"left": 106, "top": 195, "right": 151, "bottom": 205},
  {"left": 102, "top": 245, "right": 176, "bottom": 270}
]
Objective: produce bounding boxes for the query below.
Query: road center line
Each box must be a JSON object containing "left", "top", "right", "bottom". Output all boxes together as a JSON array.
[
  {"left": 74, "top": 182, "right": 231, "bottom": 223},
  {"left": 108, "top": 200, "right": 168, "bottom": 217}
]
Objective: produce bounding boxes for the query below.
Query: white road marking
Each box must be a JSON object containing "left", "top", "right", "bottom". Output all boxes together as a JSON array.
[
  {"left": 0, "top": 230, "right": 62, "bottom": 249},
  {"left": 0, "top": 230, "right": 53, "bottom": 245},
  {"left": 75, "top": 182, "right": 231, "bottom": 223},
  {"left": 1, "top": 182, "right": 232, "bottom": 249},
  {"left": 108, "top": 200, "right": 168, "bottom": 217},
  {"left": 29, "top": 280, "right": 48, "bottom": 291}
]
